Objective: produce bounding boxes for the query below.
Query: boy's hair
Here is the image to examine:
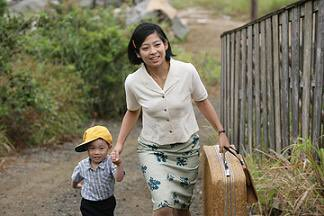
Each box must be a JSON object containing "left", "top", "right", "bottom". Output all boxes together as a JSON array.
[
  {"left": 127, "top": 22, "right": 175, "bottom": 65},
  {"left": 75, "top": 125, "right": 112, "bottom": 152}
]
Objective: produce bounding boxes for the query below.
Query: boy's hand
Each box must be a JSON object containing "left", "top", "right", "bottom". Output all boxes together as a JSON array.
[
  {"left": 111, "top": 151, "right": 122, "bottom": 166},
  {"left": 72, "top": 181, "right": 83, "bottom": 189}
]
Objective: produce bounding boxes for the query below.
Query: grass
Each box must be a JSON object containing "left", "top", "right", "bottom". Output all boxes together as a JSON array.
[
  {"left": 170, "top": 0, "right": 298, "bottom": 19},
  {"left": 0, "top": 127, "right": 14, "bottom": 156},
  {"left": 246, "top": 139, "right": 324, "bottom": 215}
]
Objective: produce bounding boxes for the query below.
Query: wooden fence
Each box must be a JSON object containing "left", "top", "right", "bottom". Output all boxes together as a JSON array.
[{"left": 220, "top": 0, "right": 323, "bottom": 153}]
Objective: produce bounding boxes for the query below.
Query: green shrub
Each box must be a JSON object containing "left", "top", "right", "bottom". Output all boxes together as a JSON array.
[
  {"left": 20, "top": 8, "right": 132, "bottom": 117},
  {"left": 0, "top": 55, "right": 87, "bottom": 146}
]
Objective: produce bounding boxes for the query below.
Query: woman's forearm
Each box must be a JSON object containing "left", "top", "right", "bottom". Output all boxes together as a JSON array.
[
  {"left": 115, "top": 109, "right": 141, "bottom": 152},
  {"left": 195, "top": 99, "right": 224, "bottom": 132}
]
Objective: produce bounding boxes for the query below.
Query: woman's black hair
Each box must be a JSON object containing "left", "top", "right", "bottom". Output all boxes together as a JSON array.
[{"left": 127, "top": 22, "right": 175, "bottom": 65}]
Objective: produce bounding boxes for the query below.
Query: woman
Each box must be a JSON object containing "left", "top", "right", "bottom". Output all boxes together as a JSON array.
[{"left": 112, "top": 22, "right": 230, "bottom": 216}]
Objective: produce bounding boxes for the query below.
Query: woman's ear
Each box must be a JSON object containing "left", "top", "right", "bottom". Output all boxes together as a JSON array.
[
  {"left": 136, "top": 52, "right": 141, "bottom": 58},
  {"left": 164, "top": 41, "right": 169, "bottom": 51}
]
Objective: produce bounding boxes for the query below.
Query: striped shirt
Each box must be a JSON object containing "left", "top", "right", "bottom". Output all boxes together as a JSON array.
[{"left": 71, "top": 156, "right": 116, "bottom": 201}]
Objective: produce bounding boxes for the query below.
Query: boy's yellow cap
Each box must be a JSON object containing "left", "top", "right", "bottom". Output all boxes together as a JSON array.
[{"left": 75, "top": 125, "right": 112, "bottom": 152}]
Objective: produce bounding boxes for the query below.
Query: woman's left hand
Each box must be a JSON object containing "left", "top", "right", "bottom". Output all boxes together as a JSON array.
[{"left": 219, "top": 133, "right": 231, "bottom": 153}]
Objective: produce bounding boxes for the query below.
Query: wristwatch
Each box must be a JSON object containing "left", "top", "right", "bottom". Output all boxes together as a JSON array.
[{"left": 218, "top": 129, "right": 226, "bottom": 135}]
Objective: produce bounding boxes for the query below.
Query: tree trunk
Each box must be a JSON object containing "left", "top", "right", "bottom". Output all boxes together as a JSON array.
[
  {"left": 251, "top": 0, "right": 258, "bottom": 20},
  {"left": 92, "top": 0, "right": 97, "bottom": 9}
]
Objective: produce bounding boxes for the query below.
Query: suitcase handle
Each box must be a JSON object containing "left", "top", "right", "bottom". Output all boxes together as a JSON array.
[{"left": 224, "top": 146, "right": 245, "bottom": 167}]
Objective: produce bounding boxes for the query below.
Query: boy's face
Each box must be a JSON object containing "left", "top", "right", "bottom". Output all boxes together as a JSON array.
[{"left": 87, "top": 138, "right": 111, "bottom": 164}]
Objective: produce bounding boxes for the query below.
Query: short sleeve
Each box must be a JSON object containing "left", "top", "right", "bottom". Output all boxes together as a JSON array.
[
  {"left": 125, "top": 75, "right": 141, "bottom": 111},
  {"left": 190, "top": 64, "right": 208, "bottom": 101},
  {"left": 71, "top": 164, "right": 83, "bottom": 182}
]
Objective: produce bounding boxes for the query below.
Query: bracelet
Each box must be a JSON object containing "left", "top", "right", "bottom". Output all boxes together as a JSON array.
[{"left": 218, "top": 129, "right": 226, "bottom": 135}]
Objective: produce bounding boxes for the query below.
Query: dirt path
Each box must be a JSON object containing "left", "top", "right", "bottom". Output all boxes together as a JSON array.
[{"left": 0, "top": 8, "right": 243, "bottom": 216}]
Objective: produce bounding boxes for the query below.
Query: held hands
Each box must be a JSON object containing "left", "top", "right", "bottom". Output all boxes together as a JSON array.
[
  {"left": 219, "top": 132, "right": 231, "bottom": 153},
  {"left": 111, "top": 144, "right": 123, "bottom": 166}
]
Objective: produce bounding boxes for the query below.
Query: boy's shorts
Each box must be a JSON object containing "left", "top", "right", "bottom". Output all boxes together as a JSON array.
[{"left": 80, "top": 195, "right": 116, "bottom": 216}]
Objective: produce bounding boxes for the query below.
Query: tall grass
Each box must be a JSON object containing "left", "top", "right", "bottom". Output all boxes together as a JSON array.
[
  {"left": 0, "top": 127, "right": 14, "bottom": 156},
  {"left": 246, "top": 139, "right": 324, "bottom": 215}
]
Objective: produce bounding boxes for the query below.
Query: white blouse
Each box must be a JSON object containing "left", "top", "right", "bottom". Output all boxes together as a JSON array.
[{"left": 125, "top": 58, "right": 208, "bottom": 145}]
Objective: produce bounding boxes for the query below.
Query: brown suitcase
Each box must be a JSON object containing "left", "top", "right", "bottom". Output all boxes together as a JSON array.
[{"left": 203, "top": 145, "right": 252, "bottom": 216}]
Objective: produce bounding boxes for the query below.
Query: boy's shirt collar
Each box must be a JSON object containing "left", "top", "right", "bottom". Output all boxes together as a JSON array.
[{"left": 86, "top": 156, "right": 108, "bottom": 170}]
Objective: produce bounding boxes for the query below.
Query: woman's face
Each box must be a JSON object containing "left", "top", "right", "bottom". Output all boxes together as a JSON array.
[{"left": 137, "top": 32, "right": 168, "bottom": 68}]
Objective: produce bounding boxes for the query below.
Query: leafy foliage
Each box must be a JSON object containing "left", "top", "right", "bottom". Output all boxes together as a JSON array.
[
  {"left": 0, "top": 6, "right": 133, "bottom": 151},
  {"left": 21, "top": 8, "right": 132, "bottom": 117},
  {"left": 0, "top": 55, "right": 87, "bottom": 147}
]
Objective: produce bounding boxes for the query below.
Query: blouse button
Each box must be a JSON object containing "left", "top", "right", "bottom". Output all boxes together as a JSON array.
[
  {"left": 169, "top": 130, "right": 173, "bottom": 133},
  {"left": 164, "top": 109, "right": 167, "bottom": 112},
  {"left": 162, "top": 95, "right": 165, "bottom": 98}
]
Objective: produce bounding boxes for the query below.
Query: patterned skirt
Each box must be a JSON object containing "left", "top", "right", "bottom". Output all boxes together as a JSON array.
[{"left": 137, "top": 133, "right": 200, "bottom": 210}]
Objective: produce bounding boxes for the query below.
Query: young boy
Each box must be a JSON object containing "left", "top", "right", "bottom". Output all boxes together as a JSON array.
[{"left": 71, "top": 125, "right": 125, "bottom": 216}]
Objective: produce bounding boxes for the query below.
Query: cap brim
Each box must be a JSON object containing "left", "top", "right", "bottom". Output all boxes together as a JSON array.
[{"left": 75, "top": 138, "right": 97, "bottom": 152}]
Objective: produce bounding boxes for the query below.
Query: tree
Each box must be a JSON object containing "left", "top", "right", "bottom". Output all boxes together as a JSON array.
[
  {"left": 251, "top": 0, "right": 258, "bottom": 20},
  {"left": 92, "top": 0, "right": 97, "bottom": 8}
]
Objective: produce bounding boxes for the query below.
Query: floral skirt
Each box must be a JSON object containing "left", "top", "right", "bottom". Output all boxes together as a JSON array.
[{"left": 137, "top": 134, "right": 200, "bottom": 210}]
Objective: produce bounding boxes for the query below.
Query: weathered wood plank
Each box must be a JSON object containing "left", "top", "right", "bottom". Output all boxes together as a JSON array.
[
  {"left": 272, "top": 14, "right": 282, "bottom": 152},
  {"left": 253, "top": 23, "right": 261, "bottom": 151},
  {"left": 234, "top": 31, "right": 241, "bottom": 146},
  {"left": 226, "top": 35, "right": 230, "bottom": 135},
  {"left": 266, "top": 18, "right": 275, "bottom": 151},
  {"left": 291, "top": 6, "right": 301, "bottom": 144},
  {"left": 280, "top": 11, "right": 290, "bottom": 148},
  {"left": 221, "top": 37, "right": 225, "bottom": 124},
  {"left": 239, "top": 28, "right": 247, "bottom": 152},
  {"left": 260, "top": 20, "right": 268, "bottom": 150},
  {"left": 247, "top": 25, "right": 253, "bottom": 153},
  {"left": 230, "top": 32, "right": 236, "bottom": 142},
  {"left": 301, "top": 1, "right": 313, "bottom": 139},
  {"left": 312, "top": 0, "right": 324, "bottom": 148}
]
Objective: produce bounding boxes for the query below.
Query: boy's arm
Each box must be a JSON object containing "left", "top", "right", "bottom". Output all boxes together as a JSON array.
[
  {"left": 72, "top": 180, "right": 83, "bottom": 189},
  {"left": 111, "top": 151, "right": 125, "bottom": 182},
  {"left": 71, "top": 164, "right": 83, "bottom": 189},
  {"left": 112, "top": 159, "right": 125, "bottom": 182}
]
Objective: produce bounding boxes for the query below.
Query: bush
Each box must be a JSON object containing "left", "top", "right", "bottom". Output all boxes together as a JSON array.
[
  {"left": 21, "top": 8, "right": 132, "bottom": 117},
  {"left": 0, "top": 7, "right": 134, "bottom": 151},
  {"left": 0, "top": 55, "right": 87, "bottom": 146}
]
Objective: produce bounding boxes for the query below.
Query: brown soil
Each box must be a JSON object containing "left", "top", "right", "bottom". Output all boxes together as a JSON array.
[{"left": 0, "top": 8, "right": 243, "bottom": 216}]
